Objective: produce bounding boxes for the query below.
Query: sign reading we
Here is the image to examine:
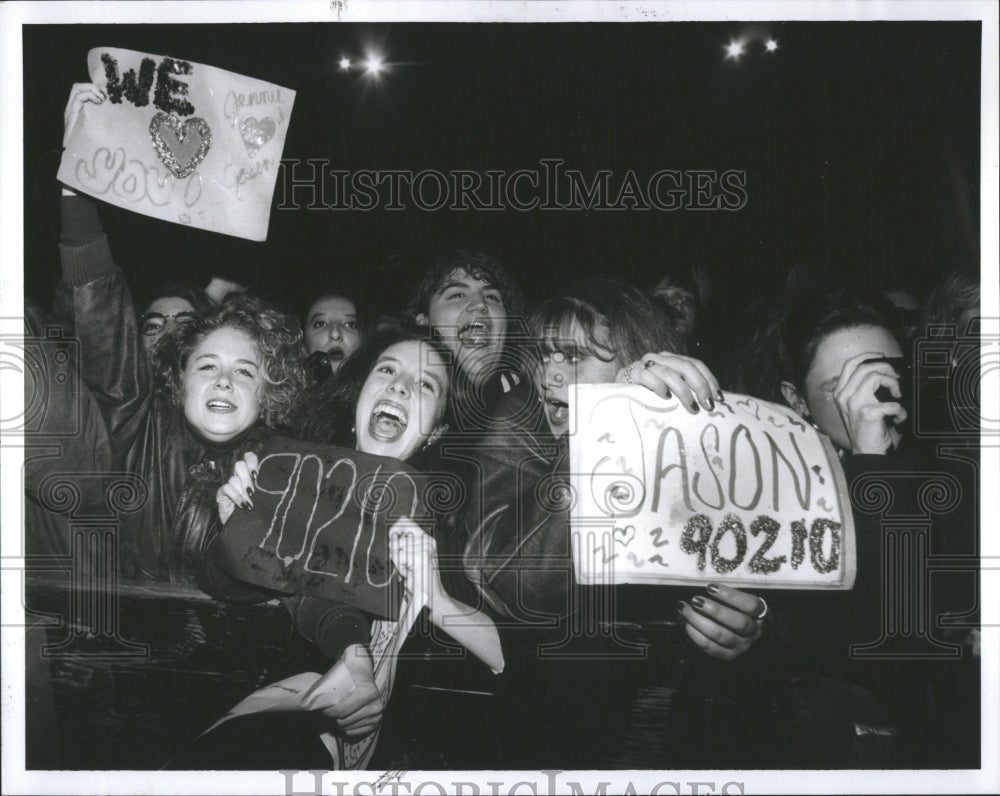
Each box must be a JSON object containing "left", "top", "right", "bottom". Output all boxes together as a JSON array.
[
  {"left": 219, "top": 437, "right": 433, "bottom": 620},
  {"left": 58, "top": 47, "right": 294, "bottom": 240},
  {"left": 569, "top": 385, "right": 856, "bottom": 590}
]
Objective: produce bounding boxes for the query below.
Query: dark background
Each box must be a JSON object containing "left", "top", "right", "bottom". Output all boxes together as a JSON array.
[{"left": 23, "top": 22, "right": 981, "bottom": 317}]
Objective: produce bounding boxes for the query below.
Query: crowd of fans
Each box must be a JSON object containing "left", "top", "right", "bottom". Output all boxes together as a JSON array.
[{"left": 24, "top": 83, "right": 983, "bottom": 771}]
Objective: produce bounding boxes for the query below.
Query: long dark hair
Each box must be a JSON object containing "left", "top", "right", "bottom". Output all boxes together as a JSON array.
[
  {"left": 303, "top": 290, "right": 376, "bottom": 346},
  {"left": 287, "top": 322, "right": 453, "bottom": 456}
]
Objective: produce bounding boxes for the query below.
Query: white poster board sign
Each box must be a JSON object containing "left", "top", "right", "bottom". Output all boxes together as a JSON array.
[
  {"left": 569, "top": 385, "right": 856, "bottom": 589},
  {"left": 58, "top": 47, "right": 295, "bottom": 240}
]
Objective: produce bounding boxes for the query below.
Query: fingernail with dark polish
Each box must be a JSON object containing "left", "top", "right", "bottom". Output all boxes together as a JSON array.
[
  {"left": 664, "top": 389, "right": 671, "bottom": 399},
  {"left": 241, "top": 500, "right": 251, "bottom": 511},
  {"left": 716, "top": 390, "right": 724, "bottom": 402},
  {"left": 690, "top": 401, "right": 700, "bottom": 413},
  {"left": 692, "top": 596, "right": 706, "bottom": 609},
  {"left": 676, "top": 600, "right": 687, "bottom": 613},
  {"left": 707, "top": 583, "right": 720, "bottom": 595},
  {"left": 247, "top": 486, "right": 254, "bottom": 497},
  {"left": 707, "top": 397, "right": 715, "bottom": 411}
]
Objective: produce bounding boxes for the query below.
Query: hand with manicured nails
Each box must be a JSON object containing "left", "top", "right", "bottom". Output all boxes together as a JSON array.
[
  {"left": 676, "top": 583, "right": 766, "bottom": 662},
  {"left": 215, "top": 451, "right": 259, "bottom": 525},
  {"left": 616, "top": 352, "right": 722, "bottom": 414},
  {"left": 834, "top": 353, "right": 906, "bottom": 454}
]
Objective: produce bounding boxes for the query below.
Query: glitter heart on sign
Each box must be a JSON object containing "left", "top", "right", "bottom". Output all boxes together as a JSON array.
[
  {"left": 239, "top": 116, "right": 276, "bottom": 157},
  {"left": 149, "top": 112, "right": 212, "bottom": 179}
]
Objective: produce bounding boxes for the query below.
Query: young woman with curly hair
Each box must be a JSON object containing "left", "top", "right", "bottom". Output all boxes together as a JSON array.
[{"left": 54, "top": 185, "right": 308, "bottom": 583}]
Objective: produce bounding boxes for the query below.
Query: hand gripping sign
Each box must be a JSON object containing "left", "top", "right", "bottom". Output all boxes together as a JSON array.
[
  {"left": 218, "top": 437, "right": 434, "bottom": 620},
  {"left": 58, "top": 47, "right": 295, "bottom": 240},
  {"left": 569, "top": 386, "right": 856, "bottom": 590}
]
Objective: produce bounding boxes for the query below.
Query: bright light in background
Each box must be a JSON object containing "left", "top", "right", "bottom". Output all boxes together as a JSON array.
[
  {"left": 364, "top": 53, "right": 384, "bottom": 75},
  {"left": 725, "top": 40, "right": 745, "bottom": 60},
  {"left": 765, "top": 38, "right": 779, "bottom": 52},
  {"left": 339, "top": 57, "right": 351, "bottom": 70}
]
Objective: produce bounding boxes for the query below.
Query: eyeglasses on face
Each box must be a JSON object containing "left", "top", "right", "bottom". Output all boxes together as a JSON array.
[{"left": 140, "top": 311, "right": 198, "bottom": 336}]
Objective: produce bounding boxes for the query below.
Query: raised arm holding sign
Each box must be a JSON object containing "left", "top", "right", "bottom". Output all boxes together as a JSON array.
[{"left": 58, "top": 47, "right": 295, "bottom": 240}]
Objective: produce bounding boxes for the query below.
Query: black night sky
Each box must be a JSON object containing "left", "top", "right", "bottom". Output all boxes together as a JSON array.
[{"left": 22, "top": 22, "right": 981, "bottom": 317}]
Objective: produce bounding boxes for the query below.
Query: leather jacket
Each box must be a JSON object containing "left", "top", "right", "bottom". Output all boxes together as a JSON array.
[{"left": 52, "top": 195, "right": 267, "bottom": 582}]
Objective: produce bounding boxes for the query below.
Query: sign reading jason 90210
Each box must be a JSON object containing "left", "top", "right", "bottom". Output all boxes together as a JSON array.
[
  {"left": 569, "top": 385, "right": 856, "bottom": 590},
  {"left": 678, "top": 513, "right": 843, "bottom": 577}
]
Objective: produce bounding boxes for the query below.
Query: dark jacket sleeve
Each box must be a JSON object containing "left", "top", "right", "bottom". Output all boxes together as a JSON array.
[
  {"left": 52, "top": 194, "right": 152, "bottom": 467},
  {"left": 22, "top": 300, "right": 118, "bottom": 555},
  {"left": 460, "top": 427, "right": 577, "bottom": 620}
]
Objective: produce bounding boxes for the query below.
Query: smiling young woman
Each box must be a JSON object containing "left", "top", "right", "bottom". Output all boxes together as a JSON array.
[
  {"left": 458, "top": 277, "right": 775, "bottom": 768},
  {"left": 191, "top": 324, "right": 505, "bottom": 764}
]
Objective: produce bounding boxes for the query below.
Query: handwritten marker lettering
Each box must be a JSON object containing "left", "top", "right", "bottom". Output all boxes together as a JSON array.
[{"left": 570, "top": 386, "right": 855, "bottom": 589}]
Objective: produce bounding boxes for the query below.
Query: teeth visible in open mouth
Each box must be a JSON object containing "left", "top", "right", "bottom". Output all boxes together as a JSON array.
[
  {"left": 459, "top": 320, "right": 491, "bottom": 343},
  {"left": 207, "top": 400, "right": 235, "bottom": 410},
  {"left": 372, "top": 401, "right": 408, "bottom": 427}
]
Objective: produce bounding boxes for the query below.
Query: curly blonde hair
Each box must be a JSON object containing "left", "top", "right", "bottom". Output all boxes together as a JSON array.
[{"left": 157, "top": 293, "right": 307, "bottom": 428}]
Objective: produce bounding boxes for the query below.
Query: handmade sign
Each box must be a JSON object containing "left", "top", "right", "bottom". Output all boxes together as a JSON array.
[
  {"left": 219, "top": 437, "right": 432, "bottom": 619},
  {"left": 57, "top": 47, "right": 295, "bottom": 240},
  {"left": 568, "top": 386, "right": 856, "bottom": 589}
]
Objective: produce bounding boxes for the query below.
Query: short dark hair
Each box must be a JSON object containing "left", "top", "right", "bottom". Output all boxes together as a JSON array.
[
  {"left": 403, "top": 248, "right": 528, "bottom": 327},
  {"left": 145, "top": 283, "right": 214, "bottom": 316},
  {"left": 779, "top": 286, "right": 902, "bottom": 393},
  {"left": 158, "top": 293, "right": 307, "bottom": 429}
]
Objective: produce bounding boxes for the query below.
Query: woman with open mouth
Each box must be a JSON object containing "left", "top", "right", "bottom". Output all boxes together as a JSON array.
[
  {"left": 45, "top": 84, "right": 308, "bottom": 589},
  {"left": 459, "top": 277, "right": 773, "bottom": 768},
  {"left": 199, "top": 323, "right": 505, "bottom": 765},
  {"left": 302, "top": 290, "right": 374, "bottom": 382}
]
